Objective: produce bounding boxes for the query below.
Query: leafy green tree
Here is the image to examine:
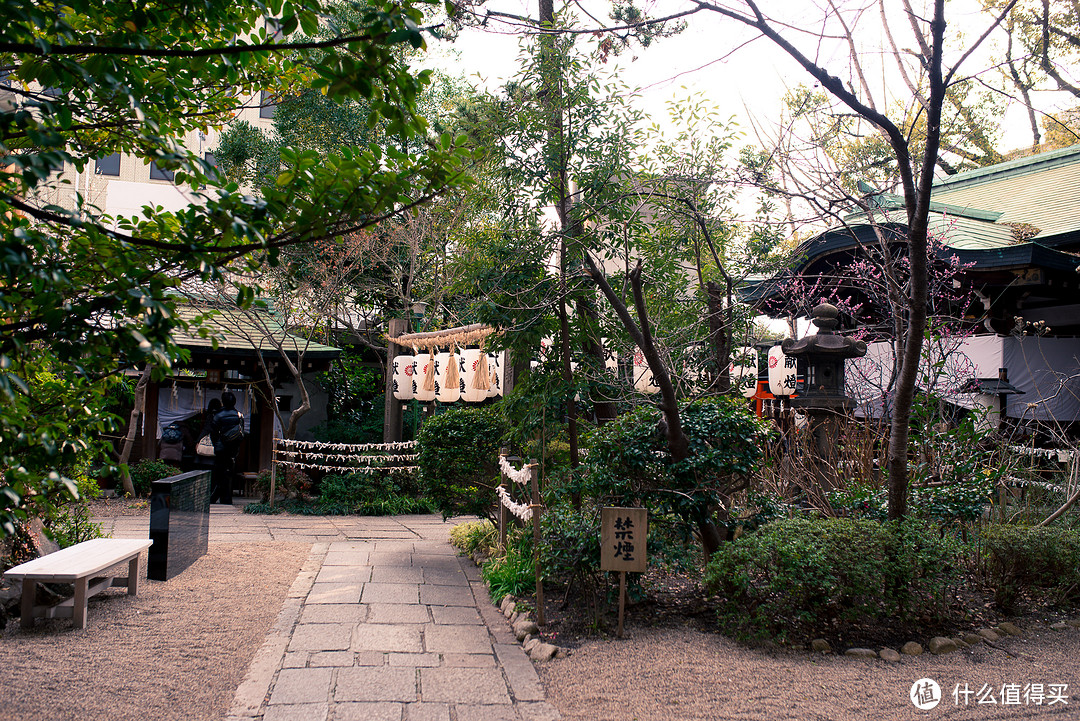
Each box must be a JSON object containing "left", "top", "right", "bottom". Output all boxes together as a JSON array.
[{"left": 0, "top": 0, "right": 472, "bottom": 536}]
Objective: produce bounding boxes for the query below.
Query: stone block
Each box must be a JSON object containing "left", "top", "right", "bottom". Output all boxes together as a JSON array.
[
  {"left": 810, "top": 639, "right": 831, "bottom": 653},
  {"left": 977, "top": 628, "right": 1000, "bottom": 642},
  {"left": 363, "top": 583, "right": 420, "bottom": 604},
  {"left": 353, "top": 624, "right": 424, "bottom": 653},
  {"left": 997, "top": 622, "right": 1022, "bottom": 636},
  {"left": 262, "top": 703, "right": 329, "bottom": 721},
  {"left": 879, "top": 648, "right": 901, "bottom": 662},
  {"left": 334, "top": 702, "right": 404, "bottom": 721},
  {"left": 335, "top": 666, "right": 418, "bottom": 703},
  {"left": 268, "top": 667, "right": 333, "bottom": 705},
  {"left": 900, "top": 641, "right": 923, "bottom": 656},
  {"left": 148, "top": 470, "right": 210, "bottom": 581},
  {"left": 424, "top": 624, "right": 494, "bottom": 654},
  {"left": 419, "top": 667, "right": 511, "bottom": 705},
  {"left": 289, "top": 623, "right": 354, "bottom": 652}
]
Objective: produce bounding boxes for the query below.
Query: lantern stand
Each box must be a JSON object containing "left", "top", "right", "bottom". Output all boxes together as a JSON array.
[{"left": 781, "top": 303, "right": 867, "bottom": 493}]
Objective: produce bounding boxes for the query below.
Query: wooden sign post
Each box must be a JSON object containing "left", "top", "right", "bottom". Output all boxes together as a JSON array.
[{"left": 600, "top": 507, "right": 647, "bottom": 638}]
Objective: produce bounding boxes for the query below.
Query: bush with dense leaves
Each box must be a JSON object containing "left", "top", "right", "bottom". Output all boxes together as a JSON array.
[
  {"left": 449, "top": 520, "right": 498, "bottom": 556},
  {"left": 704, "top": 517, "right": 958, "bottom": 642},
  {"left": 582, "top": 397, "right": 770, "bottom": 528},
  {"left": 128, "top": 459, "right": 181, "bottom": 497},
  {"left": 482, "top": 529, "right": 535, "bottom": 604},
  {"left": 316, "top": 471, "right": 436, "bottom": 516},
  {"left": 417, "top": 406, "right": 508, "bottom": 522},
  {"left": 982, "top": 524, "right": 1080, "bottom": 612}
]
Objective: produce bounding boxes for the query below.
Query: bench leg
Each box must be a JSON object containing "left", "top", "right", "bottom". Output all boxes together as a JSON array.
[
  {"left": 127, "top": 554, "right": 141, "bottom": 596},
  {"left": 20, "top": 579, "right": 37, "bottom": 629},
  {"left": 73, "top": 577, "right": 89, "bottom": 629}
]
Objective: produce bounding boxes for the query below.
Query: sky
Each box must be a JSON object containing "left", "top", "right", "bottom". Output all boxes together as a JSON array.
[{"left": 423, "top": 0, "right": 1059, "bottom": 156}]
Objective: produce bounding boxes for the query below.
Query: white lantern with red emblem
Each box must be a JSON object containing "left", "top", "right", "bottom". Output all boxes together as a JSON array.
[
  {"left": 435, "top": 350, "right": 460, "bottom": 403},
  {"left": 392, "top": 353, "right": 414, "bottom": 401},
  {"left": 767, "top": 344, "right": 797, "bottom": 397},
  {"left": 461, "top": 348, "right": 487, "bottom": 403},
  {"left": 633, "top": 347, "right": 659, "bottom": 394},
  {"left": 415, "top": 351, "right": 436, "bottom": 402}
]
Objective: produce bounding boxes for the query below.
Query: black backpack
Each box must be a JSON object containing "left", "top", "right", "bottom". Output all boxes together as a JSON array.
[{"left": 161, "top": 423, "right": 183, "bottom": 444}]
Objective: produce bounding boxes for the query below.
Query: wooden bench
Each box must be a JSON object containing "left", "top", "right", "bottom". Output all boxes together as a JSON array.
[{"left": 3, "top": 538, "right": 153, "bottom": 629}]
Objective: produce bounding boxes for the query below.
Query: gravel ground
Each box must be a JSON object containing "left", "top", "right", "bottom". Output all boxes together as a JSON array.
[
  {"left": 537, "top": 624, "right": 1080, "bottom": 720},
  {"left": 1, "top": 541, "right": 307, "bottom": 721}
]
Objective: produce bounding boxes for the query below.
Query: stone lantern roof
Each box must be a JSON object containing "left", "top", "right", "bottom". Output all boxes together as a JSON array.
[{"left": 781, "top": 304, "right": 868, "bottom": 360}]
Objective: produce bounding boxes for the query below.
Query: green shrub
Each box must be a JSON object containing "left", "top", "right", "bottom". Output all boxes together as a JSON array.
[
  {"left": 704, "top": 517, "right": 958, "bottom": 642},
  {"left": 317, "top": 472, "right": 437, "bottom": 516},
  {"left": 417, "top": 406, "right": 508, "bottom": 522},
  {"left": 127, "top": 459, "right": 181, "bottom": 497},
  {"left": 982, "top": 524, "right": 1080, "bottom": 612},
  {"left": 580, "top": 398, "right": 770, "bottom": 548},
  {"left": 44, "top": 501, "right": 104, "bottom": 548},
  {"left": 450, "top": 520, "right": 498, "bottom": 556},
  {"left": 540, "top": 504, "right": 602, "bottom": 586},
  {"left": 482, "top": 530, "right": 535, "bottom": 604}
]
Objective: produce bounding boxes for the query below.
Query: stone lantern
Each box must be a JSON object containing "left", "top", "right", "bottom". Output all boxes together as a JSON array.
[{"left": 780, "top": 303, "right": 867, "bottom": 490}]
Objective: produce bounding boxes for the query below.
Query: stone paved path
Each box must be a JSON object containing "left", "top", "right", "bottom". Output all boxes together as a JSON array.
[{"left": 98, "top": 505, "right": 560, "bottom": 721}]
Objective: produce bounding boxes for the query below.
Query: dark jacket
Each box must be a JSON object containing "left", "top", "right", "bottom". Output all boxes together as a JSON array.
[{"left": 209, "top": 407, "right": 244, "bottom": 452}]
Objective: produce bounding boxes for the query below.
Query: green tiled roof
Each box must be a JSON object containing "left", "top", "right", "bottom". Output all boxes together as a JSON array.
[
  {"left": 843, "top": 208, "right": 1017, "bottom": 250},
  {"left": 930, "top": 145, "right": 1080, "bottom": 239},
  {"left": 171, "top": 301, "right": 340, "bottom": 359}
]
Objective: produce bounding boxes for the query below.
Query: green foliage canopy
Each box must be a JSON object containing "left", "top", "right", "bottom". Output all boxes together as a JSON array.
[{"left": 0, "top": 0, "right": 472, "bottom": 535}]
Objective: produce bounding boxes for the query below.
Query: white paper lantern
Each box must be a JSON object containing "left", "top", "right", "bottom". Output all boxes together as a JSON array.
[
  {"left": 633, "top": 347, "right": 659, "bottom": 394},
  {"left": 415, "top": 351, "right": 436, "bottom": 402},
  {"left": 461, "top": 348, "right": 487, "bottom": 403},
  {"left": 603, "top": 342, "right": 618, "bottom": 375},
  {"left": 392, "top": 353, "right": 414, "bottom": 401},
  {"left": 729, "top": 346, "right": 757, "bottom": 399},
  {"left": 436, "top": 351, "right": 460, "bottom": 403},
  {"left": 767, "top": 345, "right": 797, "bottom": 397},
  {"left": 488, "top": 351, "right": 504, "bottom": 397}
]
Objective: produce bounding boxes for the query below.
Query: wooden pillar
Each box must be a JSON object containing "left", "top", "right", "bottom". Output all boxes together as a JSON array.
[
  {"left": 383, "top": 318, "right": 408, "bottom": 443},
  {"left": 257, "top": 380, "right": 275, "bottom": 472},
  {"left": 529, "top": 459, "right": 544, "bottom": 626}
]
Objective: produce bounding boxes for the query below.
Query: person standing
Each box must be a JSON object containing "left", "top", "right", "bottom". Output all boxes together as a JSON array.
[{"left": 208, "top": 391, "right": 244, "bottom": 504}]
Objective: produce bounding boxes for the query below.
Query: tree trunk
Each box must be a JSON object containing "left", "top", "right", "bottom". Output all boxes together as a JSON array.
[
  {"left": 886, "top": 0, "right": 946, "bottom": 520},
  {"left": 117, "top": 366, "right": 151, "bottom": 497}
]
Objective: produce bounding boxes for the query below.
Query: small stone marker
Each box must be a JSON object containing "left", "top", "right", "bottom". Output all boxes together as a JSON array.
[
  {"left": 900, "top": 642, "right": 923, "bottom": 656},
  {"left": 997, "top": 622, "right": 1022, "bottom": 636},
  {"left": 810, "top": 639, "right": 831, "bottom": 654},
  {"left": 601, "top": 507, "right": 647, "bottom": 639},
  {"left": 879, "top": 648, "right": 901, "bottom": 662}
]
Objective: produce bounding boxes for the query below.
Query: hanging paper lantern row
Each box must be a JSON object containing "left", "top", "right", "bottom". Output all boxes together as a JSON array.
[
  {"left": 392, "top": 354, "right": 415, "bottom": 401},
  {"left": 767, "top": 344, "right": 798, "bottom": 397},
  {"left": 407, "top": 347, "right": 505, "bottom": 404}
]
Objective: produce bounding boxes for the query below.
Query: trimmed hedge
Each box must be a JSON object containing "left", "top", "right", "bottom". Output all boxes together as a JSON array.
[
  {"left": 704, "top": 517, "right": 958, "bottom": 642},
  {"left": 982, "top": 524, "right": 1080, "bottom": 612},
  {"left": 416, "top": 406, "right": 508, "bottom": 522}
]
